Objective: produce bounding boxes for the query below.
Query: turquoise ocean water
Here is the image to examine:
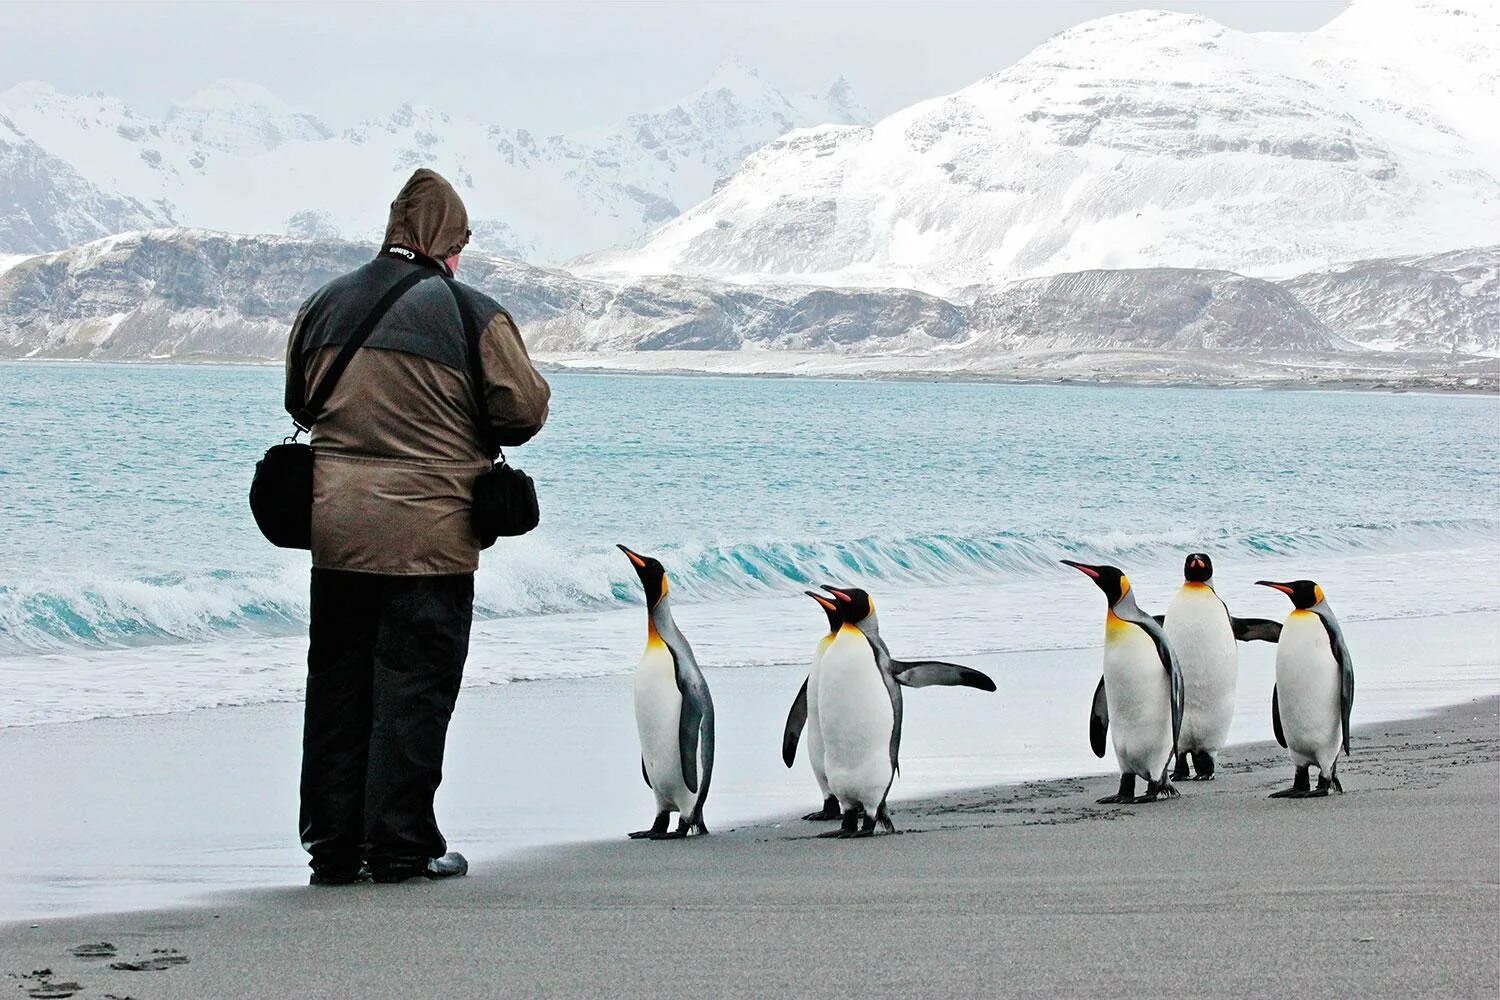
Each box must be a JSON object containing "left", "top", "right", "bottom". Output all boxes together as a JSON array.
[{"left": 1, "top": 361, "right": 1498, "bottom": 726}]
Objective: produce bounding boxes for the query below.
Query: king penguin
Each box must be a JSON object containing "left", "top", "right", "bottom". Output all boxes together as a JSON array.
[
  {"left": 782, "top": 587, "right": 995, "bottom": 821},
  {"left": 780, "top": 590, "right": 843, "bottom": 821},
  {"left": 1063, "top": 560, "right": 1183, "bottom": 804},
  {"left": 1155, "top": 552, "right": 1282, "bottom": 781},
  {"left": 619, "top": 545, "right": 715, "bottom": 838},
  {"left": 1257, "top": 579, "right": 1354, "bottom": 798},
  {"left": 812, "top": 587, "right": 901, "bottom": 837}
]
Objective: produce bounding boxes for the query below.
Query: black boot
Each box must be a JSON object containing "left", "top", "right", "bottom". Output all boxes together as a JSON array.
[
  {"left": 371, "top": 851, "right": 467, "bottom": 883},
  {"left": 1270, "top": 765, "right": 1311, "bottom": 798},
  {"left": 1097, "top": 774, "right": 1136, "bottom": 804}
]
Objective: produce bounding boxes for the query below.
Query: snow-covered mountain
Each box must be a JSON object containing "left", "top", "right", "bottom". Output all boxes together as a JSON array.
[
  {"left": 2, "top": 230, "right": 1493, "bottom": 391},
  {"left": 0, "top": 58, "right": 867, "bottom": 259},
  {"left": 583, "top": 1, "right": 1500, "bottom": 293}
]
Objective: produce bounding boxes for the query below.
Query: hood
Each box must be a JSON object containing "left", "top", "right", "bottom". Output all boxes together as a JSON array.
[{"left": 383, "top": 168, "right": 470, "bottom": 259}]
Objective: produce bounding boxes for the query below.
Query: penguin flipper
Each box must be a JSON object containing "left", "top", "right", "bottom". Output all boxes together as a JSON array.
[
  {"left": 678, "top": 695, "right": 703, "bottom": 794},
  {"left": 1232, "top": 617, "right": 1283, "bottom": 643},
  {"left": 891, "top": 659, "right": 996, "bottom": 692},
  {"left": 782, "top": 678, "right": 809, "bottom": 768},
  {"left": 1152, "top": 614, "right": 1165, "bottom": 626},
  {"left": 1089, "top": 676, "right": 1109, "bottom": 758},
  {"left": 641, "top": 757, "right": 651, "bottom": 789},
  {"left": 1319, "top": 613, "right": 1356, "bottom": 755},
  {"left": 1271, "top": 685, "right": 1287, "bottom": 748}
]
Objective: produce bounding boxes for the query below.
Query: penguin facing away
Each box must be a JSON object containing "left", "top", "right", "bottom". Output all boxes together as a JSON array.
[
  {"left": 782, "top": 587, "right": 995, "bottom": 822},
  {"left": 1257, "top": 579, "right": 1354, "bottom": 798},
  {"left": 1153, "top": 552, "right": 1282, "bottom": 782},
  {"left": 812, "top": 587, "right": 902, "bottom": 838},
  {"left": 1062, "top": 560, "right": 1183, "bottom": 804},
  {"left": 619, "top": 545, "right": 715, "bottom": 838}
]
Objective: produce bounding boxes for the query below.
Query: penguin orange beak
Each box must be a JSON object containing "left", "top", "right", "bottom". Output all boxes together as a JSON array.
[
  {"left": 820, "top": 584, "right": 854, "bottom": 604},
  {"left": 1256, "top": 580, "right": 1295, "bottom": 596},
  {"left": 1060, "top": 559, "right": 1101, "bottom": 579},
  {"left": 616, "top": 544, "right": 648, "bottom": 570},
  {"left": 805, "top": 591, "right": 838, "bottom": 612}
]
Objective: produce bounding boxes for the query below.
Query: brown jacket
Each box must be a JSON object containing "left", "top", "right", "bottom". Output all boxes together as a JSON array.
[{"left": 284, "top": 169, "right": 550, "bottom": 575}]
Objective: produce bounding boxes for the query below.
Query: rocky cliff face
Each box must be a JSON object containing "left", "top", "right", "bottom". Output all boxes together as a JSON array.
[
  {"left": 0, "top": 231, "right": 1491, "bottom": 379},
  {"left": 1280, "top": 246, "right": 1500, "bottom": 356}
]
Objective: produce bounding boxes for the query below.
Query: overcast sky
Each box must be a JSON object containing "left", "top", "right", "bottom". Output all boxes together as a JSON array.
[{"left": 2, "top": 1, "right": 1347, "bottom": 132}]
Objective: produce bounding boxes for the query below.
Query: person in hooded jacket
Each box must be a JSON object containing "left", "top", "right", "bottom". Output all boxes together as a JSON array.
[{"left": 284, "top": 168, "right": 550, "bottom": 885}]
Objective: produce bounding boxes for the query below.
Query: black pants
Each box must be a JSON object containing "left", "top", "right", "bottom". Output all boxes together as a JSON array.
[{"left": 300, "top": 568, "right": 473, "bottom": 872}]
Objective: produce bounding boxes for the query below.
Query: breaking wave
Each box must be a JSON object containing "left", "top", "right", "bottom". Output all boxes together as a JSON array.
[{"left": 1, "top": 518, "right": 1492, "bottom": 655}]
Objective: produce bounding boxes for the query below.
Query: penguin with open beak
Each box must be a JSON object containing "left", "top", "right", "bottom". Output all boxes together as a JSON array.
[
  {"left": 782, "top": 585, "right": 996, "bottom": 822},
  {"left": 1062, "top": 560, "right": 1183, "bottom": 804},
  {"left": 1256, "top": 579, "right": 1354, "bottom": 798},
  {"left": 618, "top": 545, "right": 715, "bottom": 838}
]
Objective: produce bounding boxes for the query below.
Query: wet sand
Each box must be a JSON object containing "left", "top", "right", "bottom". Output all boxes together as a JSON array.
[{"left": 3, "top": 696, "right": 1495, "bottom": 999}]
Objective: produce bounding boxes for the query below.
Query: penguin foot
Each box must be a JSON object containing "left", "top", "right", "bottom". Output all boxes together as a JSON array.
[
  {"left": 647, "top": 829, "right": 689, "bottom": 840},
  {"left": 802, "top": 797, "right": 841, "bottom": 822},
  {"left": 628, "top": 811, "right": 672, "bottom": 839},
  {"left": 1097, "top": 775, "right": 1137, "bottom": 804},
  {"left": 1171, "top": 757, "right": 1191, "bottom": 782},
  {"left": 1191, "top": 773, "right": 1216, "bottom": 782},
  {"left": 1269, "top": 788, "right": 1309, "bottom": 799},
  {"left": 1304, "top": 788, "right": 1329, "bottom": 798},
  {"left": 815, "top": 829, "right": 848, "bottom": 839},
  {"left": 845, "top": 828, "right": 875, "bottom": 839}
]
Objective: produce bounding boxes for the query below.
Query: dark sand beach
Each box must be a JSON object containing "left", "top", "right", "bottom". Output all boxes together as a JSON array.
[{"left": 4, "top": 696, "right": 1495, "bottom": 999}]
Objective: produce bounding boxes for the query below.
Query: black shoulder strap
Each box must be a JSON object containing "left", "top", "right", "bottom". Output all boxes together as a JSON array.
[
  {"left": 443, "top": 276, "right": 498, "bottom": 460},
  {"left": 293, "top": 268, "right": 436, "bottom": 431}
]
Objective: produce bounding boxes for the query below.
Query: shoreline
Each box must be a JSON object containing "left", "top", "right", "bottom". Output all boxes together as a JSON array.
[
  {"left": 3, "top": 694, "right": 1495, "bottom": 998},
  {"left": 5, "top": 354, "right": 1497, "bottom": 395}
]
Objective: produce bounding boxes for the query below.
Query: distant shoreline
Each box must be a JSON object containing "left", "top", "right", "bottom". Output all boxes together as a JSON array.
[{"left": 4, "top": 354, "right": 1497, "bottom": 395}]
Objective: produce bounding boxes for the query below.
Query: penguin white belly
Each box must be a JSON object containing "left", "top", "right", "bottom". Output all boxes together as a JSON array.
[
  {"left": 1276, "top": 613, "right": 1342, "bottom": 771},
  {"left": 634, "top": 642, "right": 697, "bottom": 815},
  {"left": 817, "top": 631, "right": 894, "bottom": 814},
  {"left": 1164, "top": 586, "right": 1238, "bottom": 753},
  {"left": 806, "top": 644, "right": 830, "bottom": 797},
  {"left": 1103, "top": 619, "right": 1174, "bottom": 781}
]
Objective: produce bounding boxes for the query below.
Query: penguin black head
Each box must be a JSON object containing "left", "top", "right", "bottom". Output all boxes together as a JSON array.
[
  {"left": 820, "top": 584, "right": 873, "bottom": 626},
  {"left": 805, "top": 591, "right": 840, "bottom": 632},
  {"left": 1060, "top": 560, "right": 1130, "bottom": 605},
  {"left": 618, "top": 544, "right": 668, "bottom": 608},
  {"left": 1256, "top": 579, "right": 1324, "bottom": 610},
  {"left": 1183, "top": 552, "right": 1213, "bottom": 584}
]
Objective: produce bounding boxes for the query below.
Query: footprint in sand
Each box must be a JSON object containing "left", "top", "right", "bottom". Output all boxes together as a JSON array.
[
  {"left": 68, "top": 942, "right": 118, "bottom": 959},
  {"left": 14, "top": 969, "right": 83, "bottom": 1000},
  {"left": 108, "top": 947, "right": 189, "bottom": 972}
]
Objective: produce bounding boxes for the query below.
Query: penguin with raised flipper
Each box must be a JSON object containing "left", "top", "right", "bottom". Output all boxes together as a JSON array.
[
  {"left": 619, "top": 545, "right": 715, "bottom": 838},
  {"left": 1153, "top": 552, "right": 1282, "bottom": 781},
  {"left": 1256, "top": 579, "right": 1354, "bottom": 799},
  {"left": 1062, "top": 560, "right": 1183, "bottom": 804},
  {"left": 811, "top": 587, "right": 902, "bottom": 837},
  {"left": 783, "top": 586, "right": 995, "bottom": 821}
]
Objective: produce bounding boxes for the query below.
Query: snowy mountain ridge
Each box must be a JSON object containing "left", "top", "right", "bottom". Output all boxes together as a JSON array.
[
  {"left": 0, "top": 57, "right": 868, "bottom": 260},
  {"left": 583, "top": 1, "right": 1500, "bottom": 293}
]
